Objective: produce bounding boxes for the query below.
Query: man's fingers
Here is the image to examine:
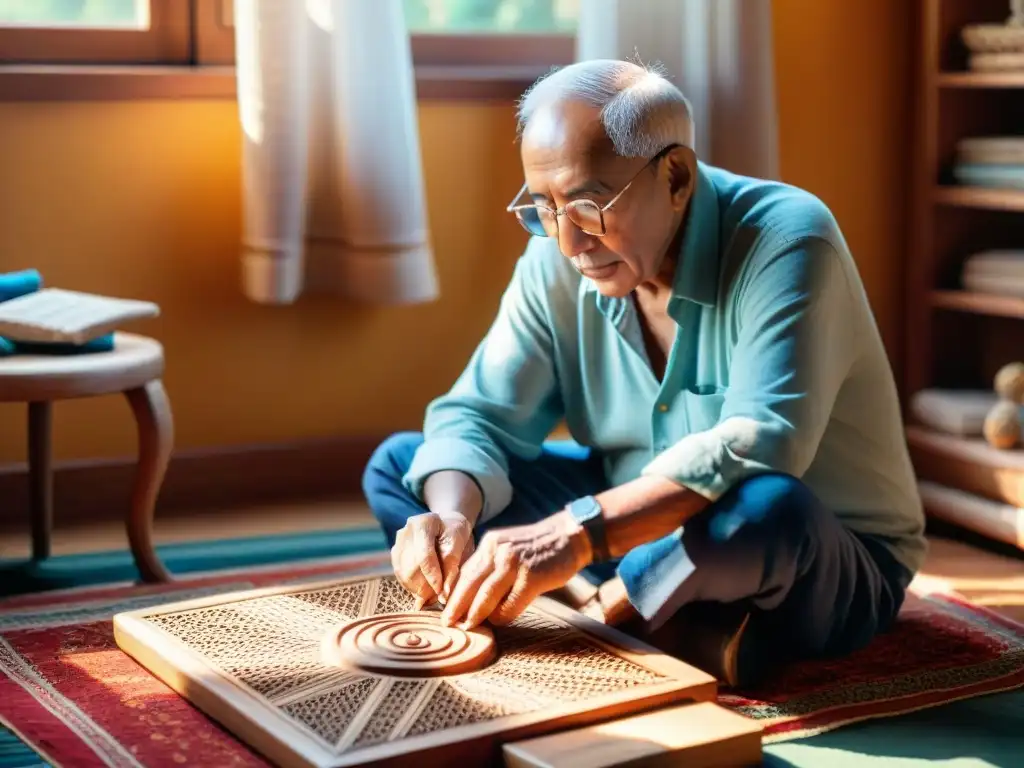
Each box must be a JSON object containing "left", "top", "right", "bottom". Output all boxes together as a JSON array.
[
  {"left": 462, "top": 560, "right": 518, "bottom": 629},
  {"left": 491, "top": 569, "right": 539, "bottom": 626},
  {"left": 412, "top": 517, "right": 445, "bottom": 599},
  {"left": 441, "top": 547, "right": 492, "bottom": 626},
  {"left": 442, "top": 562, "right": 460, "bottom": 603},
  {"left": 437, "top": 531, "right": 470, "bottom": 601},
  {"left": 401, "top": 564, "right": 434, "bottom": 610}
]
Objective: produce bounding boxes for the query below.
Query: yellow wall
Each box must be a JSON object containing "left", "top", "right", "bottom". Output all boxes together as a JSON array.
[{"left": 0, "top": 0, "right": 912, "bottom": 463}]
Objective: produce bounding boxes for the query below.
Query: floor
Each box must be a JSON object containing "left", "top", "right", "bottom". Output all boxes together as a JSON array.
[
  {"left": 0, "top": 500, "right": 1022, "bottom": 767},
  {"left": 1, "top": 499, "right": 1022, "bottom": 624}
]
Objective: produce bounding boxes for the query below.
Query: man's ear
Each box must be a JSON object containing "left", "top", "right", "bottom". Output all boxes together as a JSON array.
[{"left": 666, "top": 147, "right": 695, "bottom": 209}]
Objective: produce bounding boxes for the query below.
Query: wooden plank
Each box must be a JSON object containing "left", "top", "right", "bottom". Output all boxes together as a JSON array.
[
  {"left": 931, "top": 290, "right": 1024, "bottom": 320},
  {"left": 933, "top": 186, "right": 1024, "bottom": 212},
  {"left": 938, "top": 71, "right": 1024, "bottom": 88},
  {"left": 919, "top": 481, "right": 1024, "bottom": 551},
  {"left": 502, "top": 701, "right": 762, "bottom": 768}
]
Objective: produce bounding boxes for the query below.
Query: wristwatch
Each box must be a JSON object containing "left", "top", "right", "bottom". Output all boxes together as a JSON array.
[{"left": 566, "top": 495, "right": 611, "bottom": 564}]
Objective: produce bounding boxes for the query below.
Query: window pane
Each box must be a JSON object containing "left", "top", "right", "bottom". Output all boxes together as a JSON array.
[
  {"left": 404, "top": 0, "right": 578, "bottom": 34},
  {"left": 0, "top": 0, "right": 148, "bottom": 29}
]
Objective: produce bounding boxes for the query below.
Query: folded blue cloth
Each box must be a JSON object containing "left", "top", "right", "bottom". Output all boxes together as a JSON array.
[
  {"left": 0, "top": 333, "right": 115, "bottom": 357},
  {"left": 0, "top": 269, "right": 43, "bottom": 303}
]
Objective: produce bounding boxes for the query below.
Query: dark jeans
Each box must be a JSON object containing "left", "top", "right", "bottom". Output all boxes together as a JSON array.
[{"left": 362, "top": 431, "right": 912, "bottom": 666}]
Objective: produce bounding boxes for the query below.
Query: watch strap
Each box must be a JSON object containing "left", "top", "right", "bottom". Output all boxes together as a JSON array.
[{"left": 566, "top": 495, "right": 611, "bottom": 564}]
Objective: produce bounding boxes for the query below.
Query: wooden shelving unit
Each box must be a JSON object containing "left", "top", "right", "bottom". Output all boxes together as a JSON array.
[
  {"left": 933, "top": 185, "right": 1024, "bottom": 211},
  {"left": 906, "top": 0, "right": 1024, "bottom": 550},
  {"left": 931, "top": 289, "right": 1024, "bottom": 318}
]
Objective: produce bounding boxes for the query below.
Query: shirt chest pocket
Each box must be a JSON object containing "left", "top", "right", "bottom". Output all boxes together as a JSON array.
[{"left": 682, "top": 387, "right": 727, "bottom": 434}]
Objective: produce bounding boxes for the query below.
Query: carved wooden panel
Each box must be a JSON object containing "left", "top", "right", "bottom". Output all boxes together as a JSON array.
[{"left": 113, "top": 567, "right": 721, "bottom": 767}]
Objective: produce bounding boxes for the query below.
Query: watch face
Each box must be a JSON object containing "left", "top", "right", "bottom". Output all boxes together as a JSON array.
[{"left": 570, "top": 496, "right": 602, "bottom": 522}]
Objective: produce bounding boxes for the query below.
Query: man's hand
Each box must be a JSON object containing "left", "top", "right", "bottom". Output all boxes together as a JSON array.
[
  {"left": 440, "top": 510, "right": 592, "bottom": 629},
  {"left": 392, "top": 511, "right": 474, "bottom": 609}
]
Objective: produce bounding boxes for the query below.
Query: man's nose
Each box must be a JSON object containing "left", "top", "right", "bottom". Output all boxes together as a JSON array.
[{"left": 558, "top": 219, "right": 598, "bottom": 260}]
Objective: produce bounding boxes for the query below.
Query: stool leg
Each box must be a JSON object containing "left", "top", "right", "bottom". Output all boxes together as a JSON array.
[
  {"left": 28, "top": 401, "right": 53, "bottom": 561},
  {"left": 124, "top": 380, "right": 174, "bottom": 582}
]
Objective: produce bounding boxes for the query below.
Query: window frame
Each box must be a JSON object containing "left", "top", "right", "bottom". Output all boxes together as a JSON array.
[
  {"left": 0, "top": 0, "right": 192, "bottom": 65},
  {"left": 0, "top": 0, "right": 575, "bottom": 101},
  {"left": 194, "top": 0, "right": 574, "bottom": 70}
]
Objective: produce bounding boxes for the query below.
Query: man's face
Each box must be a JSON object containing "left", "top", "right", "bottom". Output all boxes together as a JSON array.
[{"left": 518, "top": 100, "right": 694, "bottom": 297}]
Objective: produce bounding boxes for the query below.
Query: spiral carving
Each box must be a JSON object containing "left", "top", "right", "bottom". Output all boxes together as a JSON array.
[{"left": 322, "top": 612, "right": 496, "bottom": 677}]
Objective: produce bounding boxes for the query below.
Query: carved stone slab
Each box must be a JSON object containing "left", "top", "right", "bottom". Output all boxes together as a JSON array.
[{"left": 113, "top": 566, "right": 719, "bottom": 768}]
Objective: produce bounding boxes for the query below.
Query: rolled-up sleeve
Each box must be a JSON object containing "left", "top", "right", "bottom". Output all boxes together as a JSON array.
[
  {"left": 402, "top": 239, "right": 563, "bottom": 523},
  {"left": 641, "top": 235, "right": 857, "bottom": 499}
]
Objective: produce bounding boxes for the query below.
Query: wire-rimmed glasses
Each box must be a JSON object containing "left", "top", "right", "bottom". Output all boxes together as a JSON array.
[{"left": 506, "top": 144, "right": 681, "bottom": 238}]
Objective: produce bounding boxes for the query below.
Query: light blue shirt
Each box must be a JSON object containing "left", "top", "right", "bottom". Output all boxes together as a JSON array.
[{"left": 404, "top": 161, "right": 926, "bottom": 614}]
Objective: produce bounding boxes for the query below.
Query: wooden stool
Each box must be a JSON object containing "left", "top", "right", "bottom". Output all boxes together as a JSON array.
[{"left": 0, "top": 332, "right": 173, "bottom": 582}]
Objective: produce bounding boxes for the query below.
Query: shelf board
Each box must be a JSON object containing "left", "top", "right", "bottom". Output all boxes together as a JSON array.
[
  {"left": 937, "top": 71, "right": 1024, "bottom": 88},
  {"left": 933, "top": 185, "right": 1024, "bottom": 212},
  {"left": 931, "top": 290, "right": 1024, "bottom": 318},
  {"left": 906, "top": 425, "right": 1024, "bottom": 509},
  {"left": 907, "top": 425, "right": 1024, "bottom": 470}
]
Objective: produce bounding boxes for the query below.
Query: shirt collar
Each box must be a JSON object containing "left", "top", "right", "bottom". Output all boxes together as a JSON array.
[
  {"left": 585, "top": 160, "right": 721, "bottom": 316},
  {"left": 669, "top": 160, "right": 721, "bottom": 310}
]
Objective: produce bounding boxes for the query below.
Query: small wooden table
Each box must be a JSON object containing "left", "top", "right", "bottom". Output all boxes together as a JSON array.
[{"left": 0, "top": 332, "right": 174, "bottom": 582}]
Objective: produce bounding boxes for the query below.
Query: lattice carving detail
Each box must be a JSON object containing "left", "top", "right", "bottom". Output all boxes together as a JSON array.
[
  {"left": 282, "top": 677, "right": 380, "bottom": 747},
  {"left": 141, "top": 576, "right": 671, "bottom": 755},
  {"left": 372, "top": 577, "right": 418, "bottom": 614},
  {"left": 295, "top": 581, "right": 368, "bottom": 620},
  {"left": 352, "top": 679, "right": 428, "bottom": 747}
]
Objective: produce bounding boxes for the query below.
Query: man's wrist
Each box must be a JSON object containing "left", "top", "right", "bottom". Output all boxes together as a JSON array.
[
  {"left": 559, "top": 510, "right": 594, "bottom": 569},
  {"left": 434, "top": 508, "right": 479, "bottom": 528},
  {"left": 565, "top": 495, "right": 611, "bottom": 563}
]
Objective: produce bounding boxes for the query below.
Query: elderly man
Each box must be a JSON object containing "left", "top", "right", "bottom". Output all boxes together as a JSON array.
[{"left": 361, "top": 59, "right": 925, "bottom": 688}]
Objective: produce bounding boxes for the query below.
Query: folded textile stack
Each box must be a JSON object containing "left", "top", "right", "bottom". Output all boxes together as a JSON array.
[
  {"left": 952, "top": 137, "right": 1024, "bottom": 189},
  {"left": 909, "top": 388, "right": 1002, "bottom": 437},
  {"left": 0, "top": 270, "right": 159, "bottom": 358},
  {"left": 961, "top": 4, "right": 1024, "bottom": 72},
  {"left": 960, "top": 249, "right": 1024, "bottom": 297}
]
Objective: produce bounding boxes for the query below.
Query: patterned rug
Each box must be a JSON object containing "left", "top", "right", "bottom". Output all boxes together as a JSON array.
[{"left": 0, "top": 553, "right": 1020, "bottom": 766}]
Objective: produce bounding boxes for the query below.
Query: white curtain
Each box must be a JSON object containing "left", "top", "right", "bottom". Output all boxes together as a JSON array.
[
  {"left": 576, "top": 0, "right": 780, "bottom": 180},
  {"left": 233, "top": 0, "right": 439, "bottom": 305}
]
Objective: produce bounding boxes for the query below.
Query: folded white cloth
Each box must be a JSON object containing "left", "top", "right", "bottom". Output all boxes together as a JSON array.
[
  {"left": 910, "top": 388, "right": 1001, "bottom": 437},
  {"left": 0, "top": 288, "right": 159, "bottom": 345},
  {"left": 961, "top": 251, "right": 1024, "bottom": 296}
]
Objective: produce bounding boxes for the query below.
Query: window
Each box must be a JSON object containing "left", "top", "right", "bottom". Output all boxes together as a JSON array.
[
  {"left": 404, "top": 0, "right": 578, "bottom": 34},
  {"left": 195, "top": 0, "right": 577, "bottom": 69},
  {"left": 0, "top": 0, "right": 576, "bottom": 99},
  {"left": 0, "top": 0, "right": 190, "bottom": 64}
]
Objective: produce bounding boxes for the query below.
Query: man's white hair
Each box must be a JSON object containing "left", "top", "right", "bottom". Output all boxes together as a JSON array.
[{"left": 516, "top": 58, "right": 695, "bottom": 158}]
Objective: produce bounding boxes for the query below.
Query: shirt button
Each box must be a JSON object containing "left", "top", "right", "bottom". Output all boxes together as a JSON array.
[{"left": 658, "top": 403, "right": 669, "bottom": 412}]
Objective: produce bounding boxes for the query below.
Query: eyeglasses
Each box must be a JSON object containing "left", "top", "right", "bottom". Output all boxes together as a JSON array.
[{"left": 506, "top": 144, "right": 681, "bottom": 238}]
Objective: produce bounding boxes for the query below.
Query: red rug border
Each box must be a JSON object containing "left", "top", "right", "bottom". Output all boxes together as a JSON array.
[{"left": 0, "top": 679, "right": 108, "bottom": 768}]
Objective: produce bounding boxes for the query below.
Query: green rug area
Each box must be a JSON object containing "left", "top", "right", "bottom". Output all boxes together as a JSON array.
[
  {"left": 0, "top": 527, "right": 1021, "bottom": 766},
  {"left": 0, "top": 526, "right": 388, "bottom": 598},
  {"left": 764, "top": 691, "right": 1024, "bottom": 767}
]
